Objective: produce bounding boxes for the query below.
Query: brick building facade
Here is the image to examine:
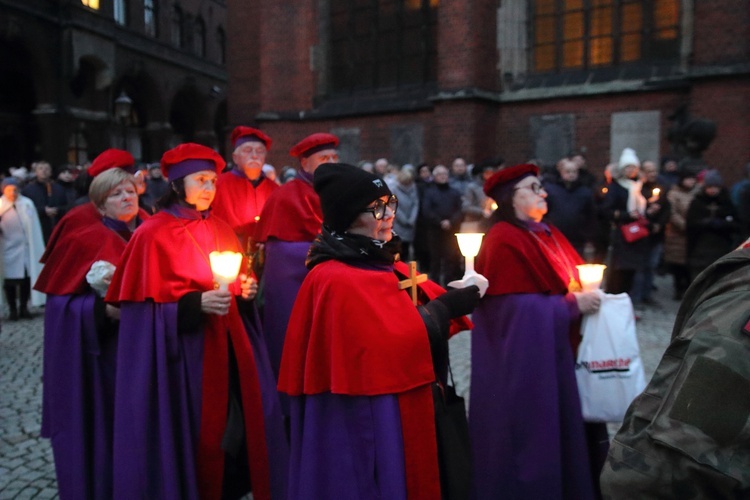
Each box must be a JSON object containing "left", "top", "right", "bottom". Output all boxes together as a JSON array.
[
  {"left": 0, "top": 0, "right": 229, "bottom": 170},
  {"left": 227, "top": 0, "right": 748, "bottom": 181}
]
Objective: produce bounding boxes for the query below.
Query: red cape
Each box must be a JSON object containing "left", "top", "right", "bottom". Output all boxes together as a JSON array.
[
  {"left": 253, "top": 178, "right": 322, "bottom": 243},
  {"left": 476, "top": 221, "right": 584, "bottom": 296},
  {"left": 34, "top": 221, "right": 130, "bottom": 295},
  {"left": 106, "top": 211, "right": 244, "bottom": 304},
  {"left": 105, "top": 209, "right": 271, "bottom": 500},
  {"left": 41, "top": 203, "right": 150, "bottom": 264},
  {"left": 278, "top": 259, "right": 440, "bottom": 498},
  {"left": 211, "top": 172, "right": 279, "bottom": 249}
]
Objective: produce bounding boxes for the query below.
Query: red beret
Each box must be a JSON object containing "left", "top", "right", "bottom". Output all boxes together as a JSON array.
[
  {"left": 483, "top": 163, "right": 540, "bottom": 198},
  {"left": 289, "top": 133, "right": 339, "bottom": 158},
  {"left": 88, "top": 149, "right": 135, "bottom": 177},
  {"left": 230, "top": 126, "right": 272, "bottom": 150},
  {"left": 160, "top": 143, "right": 226, "bottom": 180}
]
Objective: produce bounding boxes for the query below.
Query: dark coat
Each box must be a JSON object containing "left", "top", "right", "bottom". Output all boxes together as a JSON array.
[
  {"left": 22, "top": 179, "right": 70, "bottom": 242},
  {"left": 686, "top": 189, "right": 738, "bottom": 273},
  {"left": 421, "top": 182, "right": 463, "bottom": 232},
  {"left": 543, "top": 178, "right": 596, "bottom": 252}
]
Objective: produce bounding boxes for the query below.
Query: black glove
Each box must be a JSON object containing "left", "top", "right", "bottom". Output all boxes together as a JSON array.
[{"left": 433, "top": 285, "right": 480, "bottom": 318}]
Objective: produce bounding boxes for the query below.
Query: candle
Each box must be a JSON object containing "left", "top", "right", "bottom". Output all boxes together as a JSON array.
[
  {"left": 576, "top": 264, "right": 607, "bottom": 292},
  {"left": 652, "top": 187, "right": 661, "bottom": 198},
  {"left": 209, "top": 251, "right": 243, "bottom": 291},
  {"left": 455, "top": 232, "right": 484, "bottom": 274}
]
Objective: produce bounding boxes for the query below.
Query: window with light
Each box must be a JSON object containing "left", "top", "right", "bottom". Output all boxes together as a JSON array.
[{"left": 81, "top": 0, "right": 100, "bottom": 9}]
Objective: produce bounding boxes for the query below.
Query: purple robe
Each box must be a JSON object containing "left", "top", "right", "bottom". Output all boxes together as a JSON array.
[
  {"left": 112, "top": 301, "right": 288, "bottom": 499},
  {"left": 288, "top": 393, "right": 407, "bottom": 500},
  {"left": 469, "top": 293, "right": 596, "bottom": 500},
  {"left": 41, "top": 293, "right": 117, "bottom": 500},
  {"left": 262, "top": 239, "right": 311, "bottom": 379}
]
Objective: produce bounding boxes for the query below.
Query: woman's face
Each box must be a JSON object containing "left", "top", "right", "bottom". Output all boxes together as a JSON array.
[
  {"left": 681, "top": 177, "right": 696, "bottom": 190},
  {"left": 183, "top": 170, "right": 218, "bottom": 211},
  {"left": 623, "top": 164, "right": 639, "bottom": 180},
  {"left": 102, "top": 180, "right": 139, "bottom": 222},
  {"left": 347, "top": 195, "right": 396, "bottom": 241},
  {"left": 512, "top": 175, "right": 547, "bottom": 223},
  {"left": 3, "top": 185, "right": 18, "bottom": 202}
]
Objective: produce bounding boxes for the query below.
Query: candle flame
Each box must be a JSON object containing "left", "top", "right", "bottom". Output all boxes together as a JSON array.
[{"left": 652, "top": 187, "right": 661, "bottom": 197}]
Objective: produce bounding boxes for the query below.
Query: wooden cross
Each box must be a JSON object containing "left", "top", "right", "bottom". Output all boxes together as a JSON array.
[{"left": 398, "top": 261, "right": 428, "bottom": 305}]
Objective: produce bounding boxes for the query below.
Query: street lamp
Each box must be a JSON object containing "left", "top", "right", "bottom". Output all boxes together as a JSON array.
[{"left": 114, "top": 91, "right": 133, "bottom": 149}]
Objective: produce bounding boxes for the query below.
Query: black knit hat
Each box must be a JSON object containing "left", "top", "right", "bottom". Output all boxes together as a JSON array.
[{"left": 313, "top": 163, "right": 392, "bottom": 233}]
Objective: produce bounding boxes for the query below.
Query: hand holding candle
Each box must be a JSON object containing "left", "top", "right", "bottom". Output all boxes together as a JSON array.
[{"left": 448, "top": 232, "right": 490, "bottom": 297}]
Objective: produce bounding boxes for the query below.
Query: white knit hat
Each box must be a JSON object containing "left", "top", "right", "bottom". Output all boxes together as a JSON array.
[{"left": 617, "top": 148, "right": 640, "bottom": 174}]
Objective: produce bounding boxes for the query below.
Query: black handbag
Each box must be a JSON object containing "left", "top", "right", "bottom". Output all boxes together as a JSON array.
[{"left": 432, "top": 364, "right": 472, "bottom": 500}]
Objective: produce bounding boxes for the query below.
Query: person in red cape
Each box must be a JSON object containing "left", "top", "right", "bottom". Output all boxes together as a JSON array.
[
  {"left": 468, "top": 163, "right": 607, "bottom": 499},
  {"left": 212, "top": 126, "right": 279, "bottom": 251},
  {"left": 105, "top": 143, "right": 287, "bottom": 500},
  {"left": 40, "top": 148, "right": 149, "bottom": 264},
  {"left": 278, "top": 163, "right": 479, "bottom": 499},
  {"left": 253, "top": 132, "right": 340, "bottom": 383},
  {"left": 34, "top": 168, "right": 145, "bottom": 499}
]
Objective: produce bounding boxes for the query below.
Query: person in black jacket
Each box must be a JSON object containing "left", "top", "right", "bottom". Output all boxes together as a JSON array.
[
  {"left": 686, "top": 169, "right": 739, "bottom": 279},
  {"left": 21, "top": 161, "right": 70, "bottom": 242},
  {"left": 422, "top": 165, "right": 463, "bottom": 286}
]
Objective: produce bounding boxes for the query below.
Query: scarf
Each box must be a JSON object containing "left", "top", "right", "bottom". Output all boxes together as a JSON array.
[
  {"left": 616, "top": 178, "right": 647, "bottom": 216},
  {"left": 306, "top": 226, "right": 402, "bottom": 270}
]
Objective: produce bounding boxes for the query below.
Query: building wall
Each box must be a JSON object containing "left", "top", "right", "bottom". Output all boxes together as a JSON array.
[{"left": 226, "top": 0, "right": 748, "bottom": 182}]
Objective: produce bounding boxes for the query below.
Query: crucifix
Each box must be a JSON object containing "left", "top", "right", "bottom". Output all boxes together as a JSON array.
[{"left": 398, "top": 261, "right": 428, "bottom": 305}]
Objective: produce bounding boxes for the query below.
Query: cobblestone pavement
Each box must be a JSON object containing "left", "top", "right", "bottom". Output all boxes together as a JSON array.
[{"left": 0, "top": 275, "right": 679, "bottom": 498}]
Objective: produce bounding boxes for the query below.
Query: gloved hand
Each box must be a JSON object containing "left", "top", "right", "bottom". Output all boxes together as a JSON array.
[{"left": 433, "top": 285, "right": 480, "bottom": 318}]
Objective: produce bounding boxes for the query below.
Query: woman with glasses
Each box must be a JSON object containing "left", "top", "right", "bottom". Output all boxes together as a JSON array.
[
  {"left": 104, "top": 143, "right": 287, "bottom": 500},
  {"left": 278, "top": 163, "right": 479, "bottom": 499},
  {"left": 469, "top": 163, "right": 605, "bottom": 499}
]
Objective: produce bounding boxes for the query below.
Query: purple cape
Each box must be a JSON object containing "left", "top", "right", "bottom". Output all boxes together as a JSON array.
[
  {"left": 288, "top": 393, "right": 407, "bottom": 500},
  {"left": 262, "top": 239, "right": 311, "bottom": 380},
  {"left": 41, "top": 293, "right": 117, "bottom": 500},
  {"left": 112, "top": 301, "right": 288, "bottom": 499},
  {"left": 469, "top": 293, "right": 596, "bottom": 499}
]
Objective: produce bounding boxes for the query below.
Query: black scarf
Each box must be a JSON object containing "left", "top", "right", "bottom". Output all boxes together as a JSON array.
[{"left": 306, "top": 225, "right": 402, "bottom": 270}]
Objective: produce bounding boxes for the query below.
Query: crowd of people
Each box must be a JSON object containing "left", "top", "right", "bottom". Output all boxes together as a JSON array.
[{"left": 2, "top": 129, "right": 749, "bottom": 499}]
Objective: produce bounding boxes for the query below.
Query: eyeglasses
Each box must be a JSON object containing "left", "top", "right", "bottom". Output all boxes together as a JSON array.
[
  {"left": 514, "top": 183, "right": 545, "bottom": 195},
  {"left": 361, "top": 195, "right": 398, "bottom": 220}
]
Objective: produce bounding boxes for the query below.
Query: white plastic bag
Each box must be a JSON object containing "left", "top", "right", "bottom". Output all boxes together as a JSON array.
[
  {"left": 575, "top": 291, "right": 646, "bottom": 422},
  {"left": 86, "top": 260, "right": 116, "bottom": 297}
]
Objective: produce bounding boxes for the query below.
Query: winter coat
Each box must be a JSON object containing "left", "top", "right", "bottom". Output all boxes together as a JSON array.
[
  {"left": 599, "top": 181, "right": 650, "bottom": 270},
  {"left": 663, "top": 185, "right": 696, "bottom": 265},
  {"left": 392, "top": 181, "right": 419, "bottom": 242},
  {"left": 543, "top": 178, "right": 596, "bottom": 252},
  {"left": 686, "top": 189, "right": 739, "bottom": 273}
]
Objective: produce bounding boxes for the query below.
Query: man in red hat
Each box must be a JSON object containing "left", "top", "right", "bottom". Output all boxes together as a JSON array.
[
  {"left": 212, "top": 126, "right": 279, "bottom": 251},
  {"left": 254, "top": 132, "right": 339, "bottom": 383}
]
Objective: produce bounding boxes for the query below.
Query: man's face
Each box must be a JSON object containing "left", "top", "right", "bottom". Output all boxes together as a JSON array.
[
  {"left": 559, "top": 162, "right": 579, "bottom": 183},
  {"left": 451, "top": 158, "right": 467, "bottom": 176},
  {"left": 3, "top": 185, "right": 18, "bottom": 202},
  {"left": 149, "top": 167, "right": 162, "bottom": 179},
  {"left": 432, "top": 166, "right": 449, "bottom": 185},
  {"left": 35, "top": 163, "right": 51, "bottom": 181},
  {"left": 301, "top": 149, "right": 339, "bottom": 175},
  {"left": 642, "top": 161, "right": 658, "bottom": 183},
  {"left": 232, "top": 140, "right": 268, "bottom": 179}
]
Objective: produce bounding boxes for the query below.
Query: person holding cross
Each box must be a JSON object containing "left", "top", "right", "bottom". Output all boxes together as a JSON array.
[{"left": 278, "top": 162, "right": 479, "bottom": 499}]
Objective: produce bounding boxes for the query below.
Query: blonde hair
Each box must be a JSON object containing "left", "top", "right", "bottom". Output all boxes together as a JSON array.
[{"left": 89, "top": 168, "right": 137, "bottom": 208}]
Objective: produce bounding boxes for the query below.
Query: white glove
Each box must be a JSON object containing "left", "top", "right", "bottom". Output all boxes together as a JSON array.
[
  {"left": 86, "top": 260, "right": 116, "bottom": 297},
  {"left": 447, "top": 270, "right": 490, "bottom": 298}
]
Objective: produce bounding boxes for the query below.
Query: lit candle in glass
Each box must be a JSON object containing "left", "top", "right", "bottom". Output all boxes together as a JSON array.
[
  {"left": 209, "top": 251, "right": 243, "bottom": 291},
  {"left": 455, "top": 232, "right": 484, "bottom": 274},
  {"left": 650, "top": 187, "right": 661, "bottom": 203},
  {"left": 576, "top": 264, "right": 607, "bottom": 292}
]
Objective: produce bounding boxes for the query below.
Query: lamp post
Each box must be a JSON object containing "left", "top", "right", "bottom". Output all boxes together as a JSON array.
[{"left": 114, "top": 91, "right": 133, "bottom": 149}]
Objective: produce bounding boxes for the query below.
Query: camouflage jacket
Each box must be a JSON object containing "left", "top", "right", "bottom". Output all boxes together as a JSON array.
[{"left": 601, "top": 247, "right": 750, "bottom": 499}]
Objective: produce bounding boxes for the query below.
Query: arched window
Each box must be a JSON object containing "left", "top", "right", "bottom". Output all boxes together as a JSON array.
[
  {"left": 329, "top": 0, "right": 439, "bottom": 94},
  {"left": 144, "top": 0, "right": 158, "bottom": 37},
  {"left": 194, "top": 17, "right": 206, "bottom": 57},
  {"left": 114, "top": 0, "right": 128, "bottom": 25},
  {"left": 216, "top": 27, "right": 226, "bottom": 64},
  {"left": 172, "top": 5, "right": 184, "bottom": 48},
  {"left": 531, "top": 0, "right": 680, "bottom": 72}
]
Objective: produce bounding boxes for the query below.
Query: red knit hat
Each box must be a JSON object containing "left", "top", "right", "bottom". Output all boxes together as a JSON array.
[
  {"left": 160, "top": 143, "right": 226, "bottom": 180},
  {"left": 483, "top": 163, "right": 540, "bottom": 200},
  {"left": 289, "top": 133, "right": 339, "bottom": 158},
  {"left": 230, "top": 126, "right": 272, "bottom": 150},
  {"left": 88, "top": 149, "right": 135, "bottom": 177}
]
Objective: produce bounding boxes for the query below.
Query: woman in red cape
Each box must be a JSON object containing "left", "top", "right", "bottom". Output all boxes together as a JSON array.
[
  {"left": 35, "top": 168, "right": 144, "bottom": 499},
  {"left": 278, "top": 163, "right": 479, "bottom": 499},
  {"left": 105, "top": 143, "right": 287, "bottom": 500}
]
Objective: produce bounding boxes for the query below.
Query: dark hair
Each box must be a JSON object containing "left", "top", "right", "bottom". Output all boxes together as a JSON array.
[{"left": 155, "top": 178, "right": 190, "bottom": 211}]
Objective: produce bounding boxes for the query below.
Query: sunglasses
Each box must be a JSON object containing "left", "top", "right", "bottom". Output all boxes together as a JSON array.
[{"left": 361, "top": 195, "right": 399, "bottom": 220}]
